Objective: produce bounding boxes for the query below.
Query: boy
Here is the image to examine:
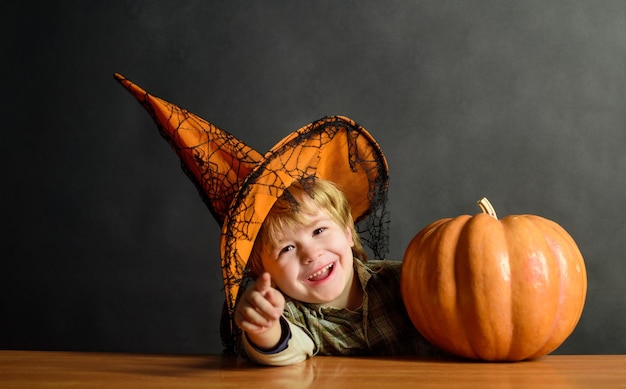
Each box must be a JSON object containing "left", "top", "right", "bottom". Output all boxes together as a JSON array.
[
  {"left": 115, "top": 74, "right": 433, "bottom": 364},
  {"left": 235, "top": 179, "right": 438, "bottom": 366}
]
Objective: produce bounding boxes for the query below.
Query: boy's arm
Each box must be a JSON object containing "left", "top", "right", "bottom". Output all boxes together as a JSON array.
[
  {"left": 242, "top": 317, "right": 316, "bottom": 366},
  {"left": 236, "top": 273, "right": 316, "bottom": 365},
  {"left": 235, "top": 273, "right": 285, "bottom": 349}
]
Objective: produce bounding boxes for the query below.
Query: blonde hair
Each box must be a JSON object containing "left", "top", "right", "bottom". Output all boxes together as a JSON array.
[{"left": 247, "top": 179, "right": 366, "bottom": 278}]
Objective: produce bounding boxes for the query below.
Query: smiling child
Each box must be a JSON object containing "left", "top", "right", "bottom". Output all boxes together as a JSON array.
[
  {"left": 235, "top": 179, "right": 438, "bottom": 366},
  {"left": 115, "top": 75, "right": 439, "bottom": 367}
]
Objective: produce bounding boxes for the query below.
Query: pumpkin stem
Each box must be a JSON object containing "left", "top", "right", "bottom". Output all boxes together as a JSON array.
[{"left": 477, "top": 197, "right": 498, "bottom": 219}]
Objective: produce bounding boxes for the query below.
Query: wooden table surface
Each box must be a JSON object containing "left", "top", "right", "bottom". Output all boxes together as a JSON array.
[{"left": 1, "top": 350, "right": 624, "bottom": 388}]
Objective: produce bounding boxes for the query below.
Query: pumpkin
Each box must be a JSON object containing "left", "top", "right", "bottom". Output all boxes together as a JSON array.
[{"left": 401, "top": 198, "right": 587, "bottom": 361}]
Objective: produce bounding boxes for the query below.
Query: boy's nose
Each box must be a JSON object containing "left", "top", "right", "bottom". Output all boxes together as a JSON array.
[{"left": 300, "top": 243, "right": 321, "bottom": 264}]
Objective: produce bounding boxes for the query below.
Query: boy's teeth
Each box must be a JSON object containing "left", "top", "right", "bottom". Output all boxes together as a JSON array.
[{"left": 308, "top": 263, "right": 334, "bottom": 280}]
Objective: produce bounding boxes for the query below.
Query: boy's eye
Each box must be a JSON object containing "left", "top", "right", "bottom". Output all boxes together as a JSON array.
[
  {"left": 313, "top": 227, "right": 325, "bottom": 236},
  {"left": 279, "top": 245, "right": 295, "bottom": 254}
]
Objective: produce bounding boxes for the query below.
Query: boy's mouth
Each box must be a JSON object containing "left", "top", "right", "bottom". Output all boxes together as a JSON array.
[{"left": 307, "top": 262, "right": 335, "bottom": 282}]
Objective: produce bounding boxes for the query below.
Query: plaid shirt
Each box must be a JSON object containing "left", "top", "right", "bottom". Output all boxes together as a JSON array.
[{"left": 282, "top": 259, "right": 437, "bottom": 356}]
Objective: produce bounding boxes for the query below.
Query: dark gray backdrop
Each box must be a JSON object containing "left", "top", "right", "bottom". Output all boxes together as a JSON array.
[{"left": 2, "top": 1, "right": 624, "bottom": 355}]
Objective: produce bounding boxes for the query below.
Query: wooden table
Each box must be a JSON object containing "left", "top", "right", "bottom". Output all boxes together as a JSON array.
[{"left": 1, "top": 350, "right": 624, "bottom": 388}]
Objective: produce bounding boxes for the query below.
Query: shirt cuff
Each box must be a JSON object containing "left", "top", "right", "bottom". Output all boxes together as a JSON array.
[{"left": 245, "top": 316, "right": 292, "bottom": 354}]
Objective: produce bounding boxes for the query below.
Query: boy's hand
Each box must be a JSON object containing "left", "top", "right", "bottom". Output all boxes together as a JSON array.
[{"left": 235, "top": 272, "right": 285, "bottom": 349}]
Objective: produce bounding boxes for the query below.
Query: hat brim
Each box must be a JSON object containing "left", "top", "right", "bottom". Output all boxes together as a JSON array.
[{"left": 220, "top": 115, "right": 388, "bottom": 315}]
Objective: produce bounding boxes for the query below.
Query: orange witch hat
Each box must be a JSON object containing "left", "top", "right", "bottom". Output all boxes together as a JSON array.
[{"left": 114, "top": 73, "right": 390, "bottom": 351}]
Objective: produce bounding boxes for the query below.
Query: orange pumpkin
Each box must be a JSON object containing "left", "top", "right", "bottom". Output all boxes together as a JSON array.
[{"left": 401, "top": 198, "right": 587, "bottom": 361}]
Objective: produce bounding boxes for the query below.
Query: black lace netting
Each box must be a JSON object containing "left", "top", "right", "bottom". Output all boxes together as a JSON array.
[{"left": 115, "top": 74, "right": 390, "bottom": 355}]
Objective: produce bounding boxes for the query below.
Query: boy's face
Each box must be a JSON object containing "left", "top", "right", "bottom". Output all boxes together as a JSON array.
[{"left": 261, "top": 206, "right": 356, "bottom": 308}]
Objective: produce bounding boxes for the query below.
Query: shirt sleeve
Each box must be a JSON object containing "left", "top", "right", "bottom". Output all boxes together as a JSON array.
[{"left": 241, "top": 316, "right": 317, "bottom": 366}]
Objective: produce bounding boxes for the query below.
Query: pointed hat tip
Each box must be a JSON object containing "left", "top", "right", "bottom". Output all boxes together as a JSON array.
[
  {"left": 113, "top": 72, "right": 149, "bottom": 101},
  {"left": 113, "top": 72, "right": 132, "bottom": 87}
]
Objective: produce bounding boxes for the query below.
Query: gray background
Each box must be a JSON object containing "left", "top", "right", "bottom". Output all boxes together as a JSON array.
[{"left": 2, "top": 1, "right": 624, "bottom": 355}]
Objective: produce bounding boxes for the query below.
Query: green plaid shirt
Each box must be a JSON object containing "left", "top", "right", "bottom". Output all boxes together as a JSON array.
[{"left": 283, "top": 259, "right": 437, "bottom": 356}]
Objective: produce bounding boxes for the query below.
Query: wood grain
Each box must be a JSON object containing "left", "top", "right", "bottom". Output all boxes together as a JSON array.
[{"left": 1, "top": 351, "right": 624, "bottom": 388}]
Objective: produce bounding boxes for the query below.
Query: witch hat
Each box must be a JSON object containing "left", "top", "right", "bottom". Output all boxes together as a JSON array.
[{"left": 114, "top": 73, "right": 390, "bottom": 351}]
